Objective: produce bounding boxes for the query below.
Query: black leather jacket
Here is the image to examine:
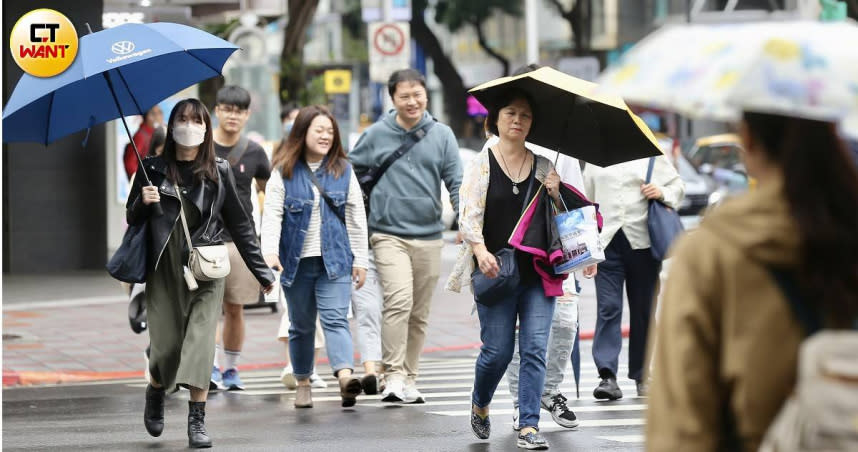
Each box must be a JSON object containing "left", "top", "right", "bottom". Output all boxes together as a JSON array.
[{"left": 126, "top": 155, "right": 275, "bottom": 287}]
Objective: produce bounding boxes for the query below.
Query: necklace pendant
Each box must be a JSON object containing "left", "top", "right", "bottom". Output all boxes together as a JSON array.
[{"left": 512, "top": 185, "right": 520, "bottom": 195}]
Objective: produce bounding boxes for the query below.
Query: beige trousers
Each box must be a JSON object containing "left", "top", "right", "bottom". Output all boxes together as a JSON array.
[{"left": 371, "top": 233, "right": 443, "bottom": 383}]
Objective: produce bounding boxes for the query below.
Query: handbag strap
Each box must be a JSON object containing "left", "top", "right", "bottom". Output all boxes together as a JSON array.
[
  {"left": 520, "top": 153, "right": 537, "bottom": 216},
  {"left": 645, "top": 157, "right": 656, "bottom": 184},
  {"left": 304, "top": 161, "right": 347, "bottom": 224},
  {"left": 359, "top": 120, "right": 436, "bottom": 191},
  {"left": 174, "top": 184, "right": 194, "bottom": 253}
]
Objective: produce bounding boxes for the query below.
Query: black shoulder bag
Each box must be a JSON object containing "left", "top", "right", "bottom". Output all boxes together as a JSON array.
[
  {"left": 470, "top": 153, "right": 536, "bottom": 306},
  {"left": 357, "top": 121, "right": 435, "bottom": 216}
]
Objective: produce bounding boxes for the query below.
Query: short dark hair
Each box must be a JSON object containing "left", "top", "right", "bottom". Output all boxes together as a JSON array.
[
  {"left": 484, "top": 88, "right": 536, "bottom": 137},
  {"left": 387, "top": 68, "right": 426, "bottom": 98},
  {"left": 215, "top": 85, "right": 251, "bottom": 110},
  {"left": 280, "top": 102, "right": 300, "bottom": 121}
]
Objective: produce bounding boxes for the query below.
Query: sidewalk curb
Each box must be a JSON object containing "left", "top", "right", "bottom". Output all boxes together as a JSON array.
[{"left": 2, "top": 327, "right": 630, "bottom": 387}]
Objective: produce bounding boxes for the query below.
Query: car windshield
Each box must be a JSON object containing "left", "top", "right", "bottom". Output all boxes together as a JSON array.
[{"left": 677, "top": 156, "right": 701, "bottom": 182}]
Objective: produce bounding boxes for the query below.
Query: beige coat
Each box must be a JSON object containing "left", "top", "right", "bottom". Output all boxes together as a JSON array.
[{"left": 646, "top": 175, "right": 804, "bottom": 452}]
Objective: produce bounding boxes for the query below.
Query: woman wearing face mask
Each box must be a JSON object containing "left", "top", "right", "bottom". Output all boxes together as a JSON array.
[
  {"left": 127, "top": 99, "right": 275, "bottom": 449},
  {"left": 261, "top": 105, "right": 369, "bottom": 409}
]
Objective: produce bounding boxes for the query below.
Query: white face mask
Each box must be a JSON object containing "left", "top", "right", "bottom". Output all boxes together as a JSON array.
[{"left": 172, "top": 122, "right": 206, "bottom": 147}]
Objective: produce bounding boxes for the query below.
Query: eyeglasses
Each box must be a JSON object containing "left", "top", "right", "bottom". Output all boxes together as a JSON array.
[{"left": 217, "top": 105, "right": 248, "bottom": 116}]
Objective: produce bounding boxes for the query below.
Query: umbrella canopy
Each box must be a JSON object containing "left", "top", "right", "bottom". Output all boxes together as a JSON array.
[
  {"left": 469, "top": 66, "right": 662, "bottom": 167},
  {"left": 598, "top": 20, "right": 858, "bottom": 129},
  {"left": 2, "top": 22, "right": 238, "bottom": 145}
]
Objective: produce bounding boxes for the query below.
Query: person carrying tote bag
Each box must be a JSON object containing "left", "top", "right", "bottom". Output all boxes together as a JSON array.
[{"left": 583, "top": 154, "right": 684, "bottom": 401}]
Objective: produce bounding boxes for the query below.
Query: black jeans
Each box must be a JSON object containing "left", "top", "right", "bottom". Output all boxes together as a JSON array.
[{"left": 592, "top": 229, "right": 661, "bottom": 382}]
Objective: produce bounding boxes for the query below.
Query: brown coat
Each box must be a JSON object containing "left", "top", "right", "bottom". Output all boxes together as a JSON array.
[{"left": 646, "top": 176, "right": 804, "bottom": 452}]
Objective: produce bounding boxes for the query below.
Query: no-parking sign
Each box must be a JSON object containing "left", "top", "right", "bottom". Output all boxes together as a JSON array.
[{"left": 368, "top": 22, "right": 410, "bottom": 82}]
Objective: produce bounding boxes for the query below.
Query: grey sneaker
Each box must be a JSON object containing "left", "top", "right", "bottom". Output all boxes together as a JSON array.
[
  {"left": 541, "top": 393, "right": 579, "bottom": 428},
  {"left": 517, "top": 431, "right": 549, "bottom": 450}
]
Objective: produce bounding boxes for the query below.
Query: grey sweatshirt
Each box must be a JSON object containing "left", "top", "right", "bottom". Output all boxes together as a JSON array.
[{"left": 349, "top": 110, "right": 462, "bottom": 239}]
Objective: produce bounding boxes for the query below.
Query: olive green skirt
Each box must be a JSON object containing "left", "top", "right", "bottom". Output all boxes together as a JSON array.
[{"left": 146, "top": 195, "right": 224, "bottom": 392}]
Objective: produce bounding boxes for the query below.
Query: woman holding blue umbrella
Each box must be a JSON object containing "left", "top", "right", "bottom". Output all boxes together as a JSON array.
[{"left": 129, "top": 98, "right": 274, "bottom": 448}]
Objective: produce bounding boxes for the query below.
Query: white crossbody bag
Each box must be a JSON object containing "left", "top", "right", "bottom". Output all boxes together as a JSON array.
[{"left": 175, "top": 183, "right": 230, "bottom": 281}]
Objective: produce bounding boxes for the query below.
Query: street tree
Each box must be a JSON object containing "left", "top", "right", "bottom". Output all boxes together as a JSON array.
[
  {"left": 546, "top": 0, "right": 592, "bottom": 56},
  {"left": 410, "top": 0, "right": 469, "bottom": 136},
  {"left": 280, "top": 0, "right": 320, "bottom": 104},
  {"left": 434, "top": 0, "right": 522, "bottom": 76}
]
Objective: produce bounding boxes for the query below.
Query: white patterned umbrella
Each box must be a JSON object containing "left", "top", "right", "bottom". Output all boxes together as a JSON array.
[{"left": 598, "top": 20, "right": 858, "bottom": 132}]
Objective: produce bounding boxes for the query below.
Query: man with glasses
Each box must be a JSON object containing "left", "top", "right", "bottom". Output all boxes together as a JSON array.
[
  {"left": 349, "top": 69, "right": 463, "bottom": 403},
  {"left": 210, "top": 85, "right": 272, "bottom": 390}
]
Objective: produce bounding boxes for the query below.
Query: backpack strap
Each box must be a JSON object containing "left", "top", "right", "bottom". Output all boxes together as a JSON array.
[
  {"left": 226, "top": 135, "right": 250, "bottom": 167},
  {"left": 766, "top": 267, "right": 821, "bottom": 337}
]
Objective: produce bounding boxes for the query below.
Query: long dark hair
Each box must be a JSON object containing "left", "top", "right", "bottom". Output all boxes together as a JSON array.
[
  {"left": 161, "top": 99, "right": 217, "bottom": 184},
  {"left": 271, "top": 105, "right": 348, "bottom": 179},
  {"left": 744, "top": 112, "right": 858, "bottom": 327}
]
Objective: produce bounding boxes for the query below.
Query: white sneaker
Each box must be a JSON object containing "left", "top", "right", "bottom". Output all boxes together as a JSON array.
[
  {"left": 309, "top": 373, "right": 328, "bottom": 388},
  {"left": 381, "top": 379, "right": 406, "bottom": 403},
  {"left": 403, "top": 384, "right": 425, "bottom": 404},
  {"left": 512, "top": 407, "right": 521, "bottom": 431},
  {"left": 280, "top": 365, "right": 297, "bottom": 390}
]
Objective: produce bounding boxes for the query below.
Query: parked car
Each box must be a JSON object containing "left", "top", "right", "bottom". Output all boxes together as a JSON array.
[
  {"left": 676, "top": 153, "right": 723, "bottom": 216},
  {"left": 441, "top": 147, "right": 480, "bottom": 230}
]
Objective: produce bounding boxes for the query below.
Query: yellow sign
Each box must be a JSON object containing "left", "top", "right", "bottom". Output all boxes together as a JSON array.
[
  {"left": 10, "top": 9, "right": 79, "bottom": 78},
  {"left": 324, "top": 69, "right": 352, "bottom": 94}
]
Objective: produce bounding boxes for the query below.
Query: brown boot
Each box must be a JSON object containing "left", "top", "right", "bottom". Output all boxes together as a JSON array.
[
  {"left": 339, "top": 375, "right": 363, "bottom": 408},
  {"left": 294, "top": 385, "right": 313, "bottom": 408}
]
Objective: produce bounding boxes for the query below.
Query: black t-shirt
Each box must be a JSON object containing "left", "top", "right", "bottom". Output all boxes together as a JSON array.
[
  {"left": 482, "top": 150, "right": 538, "bottom": 285},
  {"left": 175, "top": 160, "right": 196, "bottom": 188},
  {"left": 214, "top": 139, "right": 271, "bottom": 239}
]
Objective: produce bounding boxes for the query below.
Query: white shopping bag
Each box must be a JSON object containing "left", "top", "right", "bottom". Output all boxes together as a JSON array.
[
  {"left": 264, "top": 270, "right": 282, "bottom": 304},
  {"left": 553, "top": 205, "right": 605, "bottom": 274}
]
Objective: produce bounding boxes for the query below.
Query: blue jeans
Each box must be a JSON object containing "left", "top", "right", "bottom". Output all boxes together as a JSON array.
[
  {"left": 472, "top": 284, "right": 555, "bottom": 430},
  {"left": 283, "top": 257, "right": 354, "bottom": 379}
]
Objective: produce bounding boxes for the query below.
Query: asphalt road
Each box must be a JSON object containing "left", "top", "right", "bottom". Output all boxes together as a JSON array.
[{"left": 3, "top": 347, "right": 644, "bottom": 452}]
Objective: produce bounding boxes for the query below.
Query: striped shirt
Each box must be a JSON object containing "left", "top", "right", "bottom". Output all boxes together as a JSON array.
[{"left": 261, "top": 161, "right": 369, "bottom": 269}]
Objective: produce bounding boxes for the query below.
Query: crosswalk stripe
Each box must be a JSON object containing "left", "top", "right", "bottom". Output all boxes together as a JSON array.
[
  {"left": 427, "top": 406, "right": 645, "bottom": 416},
  {"left": 598, "top": 434, "right": 646, "bottom": 443}
]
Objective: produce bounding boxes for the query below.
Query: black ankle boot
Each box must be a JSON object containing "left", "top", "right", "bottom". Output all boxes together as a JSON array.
[
  {"left": 187, "top": 401, "right": 212, "bottom": 449},
  {"left": 143, "top": 384, "right": 165, "bottom": 437}
]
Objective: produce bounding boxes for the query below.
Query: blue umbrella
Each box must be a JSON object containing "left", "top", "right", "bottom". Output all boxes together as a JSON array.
[{"left": 2, "top": 22, "right": 238, "bottom": 214}]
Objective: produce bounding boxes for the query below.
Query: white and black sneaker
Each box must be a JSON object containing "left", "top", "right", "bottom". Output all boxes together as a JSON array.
[
  {"left": 512, "top": 407, "right": 521, "bottom": 431},
  {"left": 541, "top": 393, "right": 579, "bottom": 428}
]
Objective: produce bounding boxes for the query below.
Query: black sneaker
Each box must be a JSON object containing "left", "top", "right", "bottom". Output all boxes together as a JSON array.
[
  {"left": 470, "top": 410, "right": 491, "bottom": 440},
  {"left": 541, "top": 393, "right": 579, "bottom": 428},
  {"left": 517, "top": 431, "right": 549, "bottom": 450},
  {"left": 593, "top": 375, "right": 623, "bottom": 400}
]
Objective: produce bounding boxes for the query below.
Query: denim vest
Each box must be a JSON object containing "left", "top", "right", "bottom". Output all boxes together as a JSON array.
[{"left": 279, "top": 161, "right": 354, "bottom": 287}]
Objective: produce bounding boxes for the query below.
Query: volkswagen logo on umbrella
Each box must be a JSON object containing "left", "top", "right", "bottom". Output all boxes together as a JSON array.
[{"left": 111, "top": 41, "right": 135, "bottom": 55}]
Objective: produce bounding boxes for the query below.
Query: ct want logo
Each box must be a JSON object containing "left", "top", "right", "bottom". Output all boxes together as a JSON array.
[
  {"left": 111, "top": 41, "right": 135, "bottom": 55},
  {"left": 10, "top": 9, "right": 78, "bottom": 77}
]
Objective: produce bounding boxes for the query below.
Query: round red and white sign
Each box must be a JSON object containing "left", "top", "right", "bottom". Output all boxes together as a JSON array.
[{"left": 373, "top": 24, "right": 405, "bottom": 56}]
